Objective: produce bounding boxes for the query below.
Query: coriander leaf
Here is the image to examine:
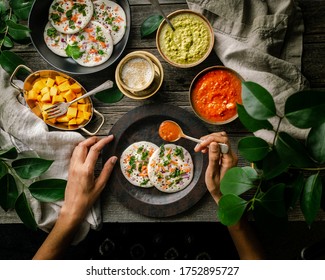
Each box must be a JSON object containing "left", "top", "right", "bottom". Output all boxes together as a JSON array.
[{"left": 65, "top": 44, "right": 84, "bottom": 59}]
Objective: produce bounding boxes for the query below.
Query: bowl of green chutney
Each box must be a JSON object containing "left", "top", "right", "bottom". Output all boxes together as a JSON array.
[{"left": 156, "top": 10, "right": 214, "bottom": 68}]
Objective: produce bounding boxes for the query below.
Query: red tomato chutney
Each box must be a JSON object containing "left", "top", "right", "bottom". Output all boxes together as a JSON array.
[
  {"left": 159, "top": 121, "right": 181, "bottom": 142},
  {"left": 191, "top": 69, "right": 242, "bottom": 123}
]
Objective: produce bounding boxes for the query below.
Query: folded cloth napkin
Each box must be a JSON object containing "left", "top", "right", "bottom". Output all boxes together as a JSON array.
[
  {"left": 187, "top": 0, "right": 310, "bottom": 141},
  {"left": 0, "top": 68, "right": 100, "bottom": 244}
]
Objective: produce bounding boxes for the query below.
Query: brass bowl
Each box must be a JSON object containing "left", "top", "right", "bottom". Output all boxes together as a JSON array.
[
  {"left": 115, "top": 51, "right": 164, "bottom": 100},
  {"left": 189, "top": 66, "right": 244, "bottom": 125},
  {"left": 10, "top": 65, "right": 104, "bottom": 135},
  {"left": 156, "top": 9, "right": 214, "bottom": 68}
]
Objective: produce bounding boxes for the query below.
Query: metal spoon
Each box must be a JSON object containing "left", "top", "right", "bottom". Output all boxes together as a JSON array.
[
  {"left": 149, "top": 0, "right": 175, "bottom": 31},
  {"left": 159, "top": 120, "right": 229, "bottom": 153}
]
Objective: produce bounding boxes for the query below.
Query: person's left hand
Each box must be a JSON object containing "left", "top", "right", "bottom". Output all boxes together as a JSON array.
[
  {"left": 194, "top": 132, "right": 237, "bottom": 204},
  {"left": 61, "top": 135, "right": 117, "bottom": 225}
]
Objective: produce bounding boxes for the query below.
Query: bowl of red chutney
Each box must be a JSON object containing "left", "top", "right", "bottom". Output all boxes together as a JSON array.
[{"left": 189, "top": 66, "right": 243, "bottom": 125}]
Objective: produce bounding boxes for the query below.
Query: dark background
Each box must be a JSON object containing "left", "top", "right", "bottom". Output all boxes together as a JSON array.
[{"left": 1, "top": 221, "right": 325, "bottom": 260}]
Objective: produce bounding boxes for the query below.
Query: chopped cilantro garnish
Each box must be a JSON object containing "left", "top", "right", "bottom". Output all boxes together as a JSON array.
[
  {"left": 96, "top": 35, "right": 105, "bottom": 42},
  {"left": 66, "top": 9, "right": 73, "bottom": 19},
  {"left": 76, "top": 4, "right": 87, "bottom": 16},
  {"left": 47, "top": 27, "right": 58, "bottom": 38},
  {"left": 163, "top": 159, "right": 171, "bottom": 166},
  {"left": 141, "top": 179, "right": 150, "bottom": 186},
  {"left": 68, "top": 20, "right": 75, "bottom": 29},
  {"left": 112, "top": 25, "right": 119, "bottom": 32},
  {"left": 141, "top": 150, "right": 149, "bottom": 161},
  {"left": 170, "top": 168, "right": 181, "bottom": 178},
  {"left": 50, "top": 13, "right": 61, "bottom": 23},
  {"left": 65, "top": 44, "right": 84, "bottom": 59},
  {"left": 127, "top": 156, "right": 136, "bottom": 174},
  {"left": 159, "top": 145, "right": 165, "bottom": 158},
  {"left": 174, "top": 147, "right": 184, "bottom": 159},
  {"left": 105, "top": 17, "right": 115, "bottom": 24},
  {"left": 52, "top": 3, "right": 59, "bottom": 10}
]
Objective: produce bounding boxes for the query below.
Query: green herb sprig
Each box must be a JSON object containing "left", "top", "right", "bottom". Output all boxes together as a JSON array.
[
  {"left": 0, "top": 147, "right": 66, "bottom": 230},
  {"left": 0, "top": 0, "right": 33, "bottom": 75}
]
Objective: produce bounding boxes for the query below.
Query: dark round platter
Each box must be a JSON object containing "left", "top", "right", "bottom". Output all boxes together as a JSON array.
[
  {"left": 102, "top": 103, "right": 209, "bottom": 217},
  {"left": 28, "top": 0, "right": 131, "bottom": 75}
]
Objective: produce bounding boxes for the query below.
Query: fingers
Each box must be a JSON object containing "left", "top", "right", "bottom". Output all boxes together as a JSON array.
[
  {"left": 194, "top": 131, "right": 228, "bottom": 153},
  {"left": 95, "top": 156, "right": 118, "bottom": 190},
  {"left": 207, "top": 142, "right": 220, "bottom": 171},
  {"left": 71, "top": 136, "right": 100, "bottom": 162},
  {"left": 84, "top": 135, "right": 114, "bottom": 166}
]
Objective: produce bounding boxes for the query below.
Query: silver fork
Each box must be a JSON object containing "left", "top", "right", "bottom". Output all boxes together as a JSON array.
[{"left": 43, "top": 80, "right": 114, "bottom": 119}]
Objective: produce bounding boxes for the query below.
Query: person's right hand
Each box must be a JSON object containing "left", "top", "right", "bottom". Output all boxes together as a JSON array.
[
  {"left": 61, "top": 135, "right": 117, "bottom": 226},
  {"left": 194, "top": 132, "right": 238, "bottom": 204}
]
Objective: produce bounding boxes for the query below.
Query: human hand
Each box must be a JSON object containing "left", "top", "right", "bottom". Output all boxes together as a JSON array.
[
  {"left": 60, "top": 135, "right": 117, "bottom": 225},
  {"left": 194, "top": 132, "right": 238, "bottom": 204}
]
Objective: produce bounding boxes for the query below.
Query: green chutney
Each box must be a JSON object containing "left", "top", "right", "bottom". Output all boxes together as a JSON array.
[{"left": 158, "top": 12, "right": 211, "bottom": 65}]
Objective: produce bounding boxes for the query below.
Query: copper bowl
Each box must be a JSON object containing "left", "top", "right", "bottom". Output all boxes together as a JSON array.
[{"left": 189, "top": 66, "right": 244, "bottom": 125}]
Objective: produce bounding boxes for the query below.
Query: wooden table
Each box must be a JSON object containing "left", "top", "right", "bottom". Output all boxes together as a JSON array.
[{"left": 1, "top": 0, "right": 325, "bottom": 224}]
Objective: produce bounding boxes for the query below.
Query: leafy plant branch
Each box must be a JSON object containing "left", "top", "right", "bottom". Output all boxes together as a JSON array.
[
  {"left": 218, "top": 81, "right": 325, "bottom": 228},
  {"left": 0, "top": 147, "right": 66, "bottom": 230},
  {"left": 0, "top": 0, "right": 33, "bottom": 74}
]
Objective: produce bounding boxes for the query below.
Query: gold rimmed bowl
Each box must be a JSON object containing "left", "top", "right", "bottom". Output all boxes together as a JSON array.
[
  {"left": 156, "top": 9, "right": 214, "bottom": 68},
  {"left": 189, "top": 66, "right": 244, "bottom": 125}
]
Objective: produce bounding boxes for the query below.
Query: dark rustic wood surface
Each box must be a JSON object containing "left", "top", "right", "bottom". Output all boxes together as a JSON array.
[{"left": 1, "top": 0, "right": 325, "bottom": 223}]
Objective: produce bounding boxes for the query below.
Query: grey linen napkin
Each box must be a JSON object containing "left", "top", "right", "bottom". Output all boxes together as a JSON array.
[
  {"left": 187, "top": 0, "right": 310, "bottom": 140},
  {"left": 0, "top": 68, "right": 101, "bottom": 244}
]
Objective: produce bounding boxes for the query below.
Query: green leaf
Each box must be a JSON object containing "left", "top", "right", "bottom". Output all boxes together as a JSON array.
[
  {"left": 285, "top": 90, "right": 325, "bottom": 129},
  {"left": 0, "top": 161, "right": 8, "bottom": 179},
  {"left": 10, "top": 0, "right": 34, "bottom": 20},
  {"left": 301, "top": 173, "right": 322, "bottom": 226},
  {"left": 237, "top": 103, "right": 273, "bottom": 132},
  {"left": 12, "top": 158, "right": 54, "bottom": 179},
  {"left": 275, "top": 131, "right": 315, "bottom": 168},
  {"left": 15, "top": 192, "right": 37, "bottom": 231},
  {"left": 241, "top": 166, "right": 260, "bottom": 179},
  {"left": 287, "top": 172, "right": 304, "bottom": 210},
  {"left": 0, "top": 50, "right": 26, "bottom": 75},
  {"left": 95, "top": 82, "right": 124, "bottom": 103},
  {"left": 256, "top": 149, "right": 289, "bottom": 180},
  {"left": 218, "top": 194, "right": 248, "bottom": 226},
  {"left": 29, "top": 179, "right": 66, "bottom": 202},
  {"left": 0, "top": 147, "right": 18, "bottom": 159},
  {"left": 3, "top": 36, "right": 13, "bottom": 48},
  {"left": 65, "top": 44, "right": 84, "bottom": 59},
  {"left": 0, "top": 1, "right": 7, "bottom": 14},
  {"left": 0, "top": 173, "right": 19, "bottom": 211},
  {"left": 306, "top": 122, "right": 325, "bottom": 164},
  {"left": 220, "top": 166, "right": 258, "bottom": 196},
  {"left": 241, "top": 81, "right": 277, "bottom": 120},
  {"left": 140, "top": 14, "right": 163, "bottom": 38},
  {"left": 259, "top": 183, "right": 287, "bottom": 217},
  {"left": 238, "top": 136, "right": 270, "bottom": 162},
  {"left": 6, "top": 19, "right": 30, "bottom": 41}
]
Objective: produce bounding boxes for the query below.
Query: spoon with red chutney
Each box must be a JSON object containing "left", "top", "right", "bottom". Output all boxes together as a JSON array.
[{"left": 158, "top": 120, "right": 229, "bottom": 154}]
